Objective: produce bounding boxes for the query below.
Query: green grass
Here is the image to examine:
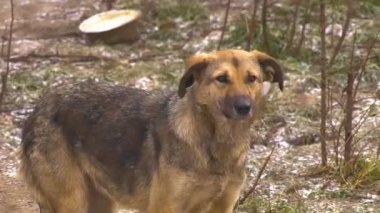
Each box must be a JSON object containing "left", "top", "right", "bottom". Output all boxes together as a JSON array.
[
  {"left": 156, "top": 0, "right": 207, "bottom": 21},
  {"left": 239, "top": 197, "right": 307, "bottom": 213},
  {"left": 337, "top": 158, "right": 380, "bottom": 189}
]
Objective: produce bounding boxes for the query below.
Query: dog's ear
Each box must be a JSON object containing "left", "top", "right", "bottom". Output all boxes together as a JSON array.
[
  {"left": 178, "top": 53, "right": 210, "bottom": 98},
  {"left": 251, "top": 50, "right": 284, "bottom": 90}
]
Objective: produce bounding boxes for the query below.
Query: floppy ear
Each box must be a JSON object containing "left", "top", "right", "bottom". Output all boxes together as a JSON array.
[
  {"left": 251, "top": 50, "right": 284, "bottom": 90},
  {"left": 178, "top": 53, "right": 210, "bottom": 98}
]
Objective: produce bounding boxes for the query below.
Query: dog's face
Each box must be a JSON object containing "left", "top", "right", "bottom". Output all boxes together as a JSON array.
[{"left": 178, "top": 50, "right": 283, "bottom": 121}]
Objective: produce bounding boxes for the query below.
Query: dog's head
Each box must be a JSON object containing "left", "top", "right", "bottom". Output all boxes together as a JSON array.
[{"left": 178, "top": 49, "right": 283, "bottom": 121}]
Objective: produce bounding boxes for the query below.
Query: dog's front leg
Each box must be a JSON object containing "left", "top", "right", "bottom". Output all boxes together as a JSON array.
[
  {"left": 207, "top": 177, "right": 245, "bottom": 213},
  {"left": 147, "top": 168, "right": 184, "bottom": 213}
]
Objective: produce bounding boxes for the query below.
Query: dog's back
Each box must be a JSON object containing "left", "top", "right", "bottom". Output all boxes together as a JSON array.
[{"left": 20, "top": 81, "right": 168, "bottom": 212}]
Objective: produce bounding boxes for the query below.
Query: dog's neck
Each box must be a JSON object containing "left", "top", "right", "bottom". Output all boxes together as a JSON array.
[{"left": 169, "top": 94, "right": 252, "bottom": 173}]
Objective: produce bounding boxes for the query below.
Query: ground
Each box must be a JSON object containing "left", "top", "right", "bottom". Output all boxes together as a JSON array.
[{"left": 0, "top": 118, "right": 38, "bottom": 212}]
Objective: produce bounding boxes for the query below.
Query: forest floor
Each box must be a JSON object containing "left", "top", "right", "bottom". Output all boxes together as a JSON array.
[
  {"left": 0, "top": 0, "right": 379, "bottom": 212},
  {"left": 0, "top": 111, "right": 38, "bottom": 212}
]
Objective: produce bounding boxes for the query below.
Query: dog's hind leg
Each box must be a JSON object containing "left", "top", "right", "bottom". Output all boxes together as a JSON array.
[
  {"left": 23, "top": 158, "right": 89, "bottom": 213},
  {"left": 27, "top": 156, "right": 89, "bottom": 213},
  {"left": 20, "top": 125, "right": 89, "bottom": 213}
]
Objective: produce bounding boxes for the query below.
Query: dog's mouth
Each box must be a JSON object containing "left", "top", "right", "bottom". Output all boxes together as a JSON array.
[{"left": 222, "top": 108, "right": 253, "bottom": 120}]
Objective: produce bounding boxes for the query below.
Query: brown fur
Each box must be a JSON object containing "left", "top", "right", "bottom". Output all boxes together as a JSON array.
[{"left": 19, "top": 49, "right": 284, "bottom": 213}]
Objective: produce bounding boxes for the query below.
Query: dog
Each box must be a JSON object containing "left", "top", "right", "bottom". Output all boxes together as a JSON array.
[{"left": 19, "top": 49, "right": 283, "bottom": 213}]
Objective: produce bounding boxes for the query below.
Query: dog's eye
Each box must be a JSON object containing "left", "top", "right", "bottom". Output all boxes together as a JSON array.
[
  {"left": 216, "top": 75, "right": 229, "bottom": 84},
  {"left": 246, "top": 75, "right": 257, "bottom": 83}
]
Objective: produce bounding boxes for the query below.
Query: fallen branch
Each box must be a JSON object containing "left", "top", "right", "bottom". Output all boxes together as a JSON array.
[{"left": 6, "top": 52, "right": 173, "bottom": 64}]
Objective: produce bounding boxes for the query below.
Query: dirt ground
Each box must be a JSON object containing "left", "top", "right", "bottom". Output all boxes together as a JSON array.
[{"left": 0, "top": 143, "right": 38, "bottom": 213}]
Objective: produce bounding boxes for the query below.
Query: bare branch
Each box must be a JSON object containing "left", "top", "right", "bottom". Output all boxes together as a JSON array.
[
  {"left": 319, "top": 0, "right": 328, "bottom": 166},
  {"left": 217, "top": 0, "right": 232, "bottom": 50},
  {"left": 353, "top": 32, "right": 379, "bottom": 100},
  {"left": 239, "top": 145, "right": 276, "bottom": 205},
  {"left": 261, "top": 0, "right": 269, "bottom": 51},
  {"left": 246, "top": 0, "right": 260, "bottom": 50},
  {"left": 343, "top": 31, "right": 357, "bottom": 164},
  {"left": 328, "top": 0, "right": 354, "bottom": 68},
  {"left": 285, "top": 0, "right": 302, "bottom": 51},
  {"left": 294, "top": 3, "right": 311, "bottom": 55}
]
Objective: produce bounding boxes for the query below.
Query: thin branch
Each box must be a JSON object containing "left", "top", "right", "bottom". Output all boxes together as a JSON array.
[
  {"left": 239, "top": 145, "right": 276, "bottom": 204},
  {"left": 327, "top": 81, "right": 341, "bottom": 165},
  {"left": 246, "top": 0, "right": 260, "bottom": 50},
  {"left": 343, "top": 31, "right": 357, "bottom": 164},
  {"left": 319, "top": 0, "right": 328, "bottom": 166},
  {"left": 0, "top": 27, "right": 6, "bottom": 57},
  {"left": 294, "top": 4, "right": 311, "bottom": 55},
  {"left": 285, "top": 0, "right": 302, "bottom": 51},
  {"left": 261, "top": 0, "right": 269, "bottom": 51},
  {"left": 353, "top": 32, "right": 379, "bottom": 100},
  {"left": 346, "top": 100, "right": 378, "bottom": 146},
  {"left": 217, "top": 0, "right": 232, "bottom": 50},
  {"left": 0, "top": 0, "right": 14, "bottom": 111},
  {"left": 328, "top": 0, "right": 354, "bottom": 68}
]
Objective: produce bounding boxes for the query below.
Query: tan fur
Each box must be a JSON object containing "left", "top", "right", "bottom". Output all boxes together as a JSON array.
[{"left": 19, "top": 49, "right": 284, "bottom": 213}]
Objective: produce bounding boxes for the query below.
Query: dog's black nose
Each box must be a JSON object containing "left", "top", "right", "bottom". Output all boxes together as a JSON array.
[
  {"left": 234, "top": 98, "right": 252, "bottom": 116},
  {"left": 234, "top": 104, "right": 251, "bottom": 115}
]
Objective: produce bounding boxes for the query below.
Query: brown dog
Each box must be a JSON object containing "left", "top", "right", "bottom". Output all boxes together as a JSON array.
[{"left": 19, "top": 49, "right": 283, "bottom": 213}]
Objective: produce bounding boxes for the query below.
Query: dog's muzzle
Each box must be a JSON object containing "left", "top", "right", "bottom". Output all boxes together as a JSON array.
[
  {"left": 234, "top": 101, "right": 252, "bottom": 116},
  {"left": 233, "top": 96, "right": 253, "bottom": 119},
  {"left": 221, "top": 95, "right": 253, "bottom": 120}
]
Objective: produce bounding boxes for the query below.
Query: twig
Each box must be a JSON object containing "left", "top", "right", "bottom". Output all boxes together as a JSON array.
[
  {"left": 327, "top": 81, "right": 341, "bottom": 165},
  {"left": 217, "top": 0, "right": 232, "bottom": 50},
  {"left": 238, "top": 145, "right": 276, "bottom": 204},
  {"left": 347, "top": 100, "right": 378, "bottom": 146},
  {"left": 0, "top": 0, "right": 14, "bottom": 112}
]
